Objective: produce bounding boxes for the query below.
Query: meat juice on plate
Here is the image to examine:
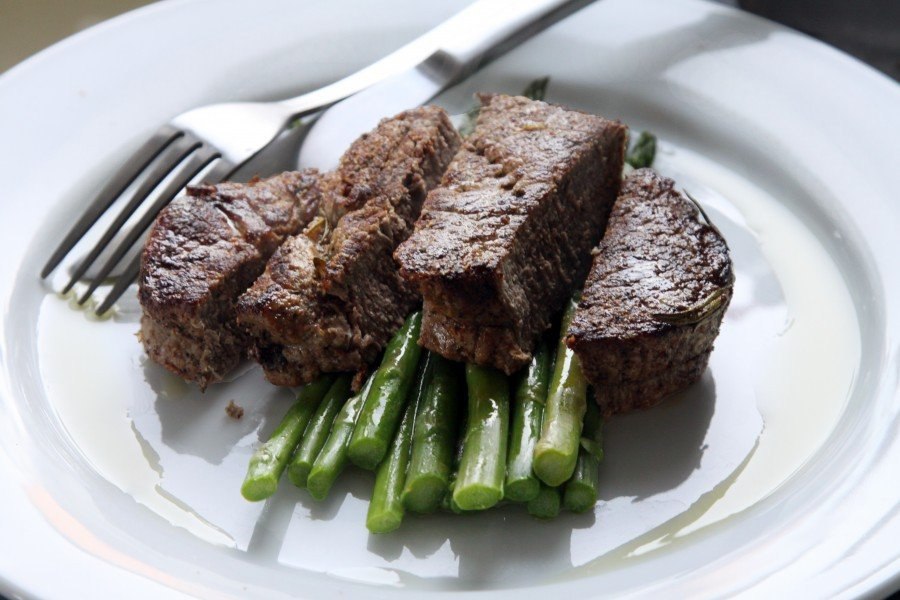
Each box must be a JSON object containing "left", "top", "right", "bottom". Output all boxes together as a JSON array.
[{"left": 33, "top": 141, "right": 859, "bottom": 584}]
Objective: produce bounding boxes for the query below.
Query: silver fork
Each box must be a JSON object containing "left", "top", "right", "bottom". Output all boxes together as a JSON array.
[{"left": 42, "top": 0, "right": 594, "bottom": 315}]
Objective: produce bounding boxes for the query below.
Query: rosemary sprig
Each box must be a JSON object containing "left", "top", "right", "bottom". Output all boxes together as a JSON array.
[
  {"left": 521, "top": 76, "right": 550, "bottom": 101},
  {"left": 651, "top": 285, "right": 732, "bottom": 326},
  {"left": 625, "top": 131, "right": 657, "bottom": 169},
  {"left": 683, "top": 190, "right": 731, "bottom": 245}
]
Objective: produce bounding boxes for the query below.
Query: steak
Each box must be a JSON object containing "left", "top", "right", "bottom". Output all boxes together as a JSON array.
[
  {"left": 566, "top": 169, "right": 734, "bottom": 417},
  {"left": 139, "top": 171, "right": 324, "bottom": 388},
  {"left": 394, "top": 94, "right": 628, "bottom": 374},
  {"left": 236, "top": 106, "right": 460, "bottom": 386}
]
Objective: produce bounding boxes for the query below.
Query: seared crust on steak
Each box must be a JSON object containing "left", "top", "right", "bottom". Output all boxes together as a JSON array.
[
  {"left": 237, "top": 106, "right": 460, "bottom": 386},
  {"left": 395, "top": 94, "right": 627, "bottom": 374},
  {"left": 139, "top": 171, "right": 324, "bottom": 388},
  {"left": 566, "top": 169, "right": 734, "bottom": 416}
]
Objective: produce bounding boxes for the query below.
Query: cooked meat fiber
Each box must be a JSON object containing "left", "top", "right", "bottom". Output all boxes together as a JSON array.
[
  {"left": 139, "top": 171, "right": 324, "bottom": 388},
  {"left": 395, "top": 94, "right": 628, "bottom": 374},
  {"left": 566, "top": 169, "right": 734, "bottom": 417},
  {"left": 237, "top": 106, "right": 460, "bottom": 386}
]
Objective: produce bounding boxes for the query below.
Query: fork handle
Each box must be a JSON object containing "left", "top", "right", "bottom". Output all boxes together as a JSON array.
[{"left": 279, "top": 0, "right": 596, "bottom": 117}]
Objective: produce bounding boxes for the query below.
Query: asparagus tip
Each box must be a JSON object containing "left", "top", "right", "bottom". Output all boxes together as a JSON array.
[
  {"left": 563, "top": 483, "right": 598, "bottom": 514},
  {"left": 366, "top": 510, "right": 404, "bottom": 534},
  {"left": 533, "top": 448, "right": 577, "bottom": 487},
  {"left": 504, "top": 478, "right": 541, "bottom": 503},
  {"left": 240, "top": 477, "right": 277, "bottom": 502},
  {"left": 453, "top": 484, "right": 503, "bottom": 511},
  {"left": 348, "top": 438, "right": 388, "bottom": 471}
]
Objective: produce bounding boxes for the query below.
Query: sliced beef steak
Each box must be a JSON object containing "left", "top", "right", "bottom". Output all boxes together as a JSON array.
[
  {"left": 395, "top": 94, "right": 627, "bottom": 374},
  {"left": 566, "top": 169, "right": 734, "bottom": 417},
  {"left": 139, "top": 171, "right": 324, "bottom": 388},
  {"left": 237, "top": 106, "right": 460, "bottom": 386}
]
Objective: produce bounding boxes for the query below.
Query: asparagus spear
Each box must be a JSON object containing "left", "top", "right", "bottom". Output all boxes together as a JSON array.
[
  {"left": 534, "top": 296, "right": 588, "bottom": 487},
  {"left": 440, "top": 414, "right": 467, "bottom": 514},
  {"left": 287, "top": 375, "right": 352, "bottom": 488},
  {"left": 453, "top": 364, "right": 509, "bottom": 511},
  {"left": 349, "top": 312, "right": 423, "bottom": 470},
  {"left": 625, "top": 131, "right": 657, "bottom": 168},
  {"left": 563, "top": 398, "right": 604, "bottom": 513},
  {"left": 366, "top": 395, "right": 417, "bottom": 534},
  {"left": 306, "top": 374, "right": 375, "bottom": 501},
  {"left": 240, "top": 376, "right": 335, "bottom": 501},
  {"left": 504, "top": 340, "right": 552, "bottom": 502},
  {"left": 527, "top": 483, "right": 561, "bottom": 519},
  {"left": 403, "top": 354, "right": 461, "bottom": 513}
]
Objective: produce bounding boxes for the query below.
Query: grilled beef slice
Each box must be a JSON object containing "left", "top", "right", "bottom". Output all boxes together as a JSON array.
[
  {"left": 566, "top": 169, "right": 734, "bottom": 417},
  {"left": 394, "top": 94, "right": 627, "bottom": 374},
  {"left": 236, "top": 106, "right": 460, "bottom": 386},
  {"left": 139, "top": 171, "right": 325, "bottom": 388}
]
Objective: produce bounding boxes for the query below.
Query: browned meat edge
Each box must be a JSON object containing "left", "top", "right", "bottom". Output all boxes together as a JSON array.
[
  {"left": 139, "top": 171, "right": 323, "bottom": 389},
  {"left": 236, "top": 106, "right": 461, "bottom": 386},
  {"left": 566, "top": 169, "right": 734, "bottom": 417},
  {"left": 395, "top": 94, "right": 628, "bottom": 374}
]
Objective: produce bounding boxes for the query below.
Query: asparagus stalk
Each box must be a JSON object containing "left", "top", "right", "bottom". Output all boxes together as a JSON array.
[
  {"left": 240, "top": 376, "right": 335, "bottom": 501},
  {"left": 366, "top": 395, "right": 417, "bottom": 534},
  {"left": 403, "top": 354, "right": 461, "bottom": 513},
  {"left": 306, "top": 374, "right": 375, "bottom": 501},
  {"left": 349, "top": 312, "right": 423, "bottom": 470},
  {"left": 527, "top": 483, "right": 561, "bottom": 519},
  {"left": 440, "top": 416, "right": 467, "bottom": 514},
  {"left": 533, "top": 296, "right": 588, "bottom": 487},
  {"left": 287, "top": 375, "right": 352, "bottom": 488},
  {"left": 625, "top": 131, "right": 657, "bottom": 168},
  {"left": 504, "top": 340, "right": 552, "bottom": 502},
  {"left": 563, "top": 399, "right": 604, "bottom": 514},
  {"left": 452, "top": 364, "right": 509, "bottom": 511}
]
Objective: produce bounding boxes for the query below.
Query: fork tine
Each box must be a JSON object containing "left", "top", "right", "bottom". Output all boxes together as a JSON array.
[
  {"left": 94, "top": 153, "right": 234, "bottom": 315},
  {"left": 41, "top": 125, "right": 183, "bottom": 279},
  {"left": 84, "top": 148, "right": 226, "bottom": 309},
  {"left": 60, "top": 135, "right": 203, "bottom": 295},
  {"left": 94, "top": 253, "right": 141, "bottom": 317}
]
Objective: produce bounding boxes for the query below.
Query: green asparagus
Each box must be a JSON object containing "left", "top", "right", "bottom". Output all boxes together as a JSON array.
[
  {"left": 403, "top": 354, "right": 461, "bottom": 513},
  {"left": 306, "top": 375, "right": 375, "bottom": 501},
  {"left": 625, "top": 131, "right": 657, "bottom": 168},
  {"left": 534, "top": 296, "right": 588, "bottom": 487},
  {"left": 504, "top": 340, "right": 552, "bottom": 502},
  {"left": 287, "top": 375, "right": 352, "bottom": 488},
  {"left": 366, "top": 396, "right": 417, "bottom": 534},
  {"left": 453, "top": 365, "right": 509, "bottom": 511},
  {"left": 240, "top": 376, "right": 335, "bottom": 501},
  {"left": 563, "top": 400, "right": 603, "bottom": 513},
  {"left": 349, "top": 312, "right": 423, "bottom": 470},
  {"left": 527, "top": 484, "right": 561, "bottom": 519}
]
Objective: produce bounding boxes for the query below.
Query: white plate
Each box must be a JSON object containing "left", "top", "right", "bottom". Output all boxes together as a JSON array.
[{"left": 1, "top": 0, "right": 899, "bottom": 598}]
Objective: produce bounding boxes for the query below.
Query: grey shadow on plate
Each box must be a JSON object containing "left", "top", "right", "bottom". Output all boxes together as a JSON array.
[
  {"left": 141, "top": 358, "right": 294, "bottom": 465},
  {"left": 367, "top": 506, "right": 595, "bottom": 589},
  {"left": 599, "top": 371, "right": 716, "bottom": 501}
]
